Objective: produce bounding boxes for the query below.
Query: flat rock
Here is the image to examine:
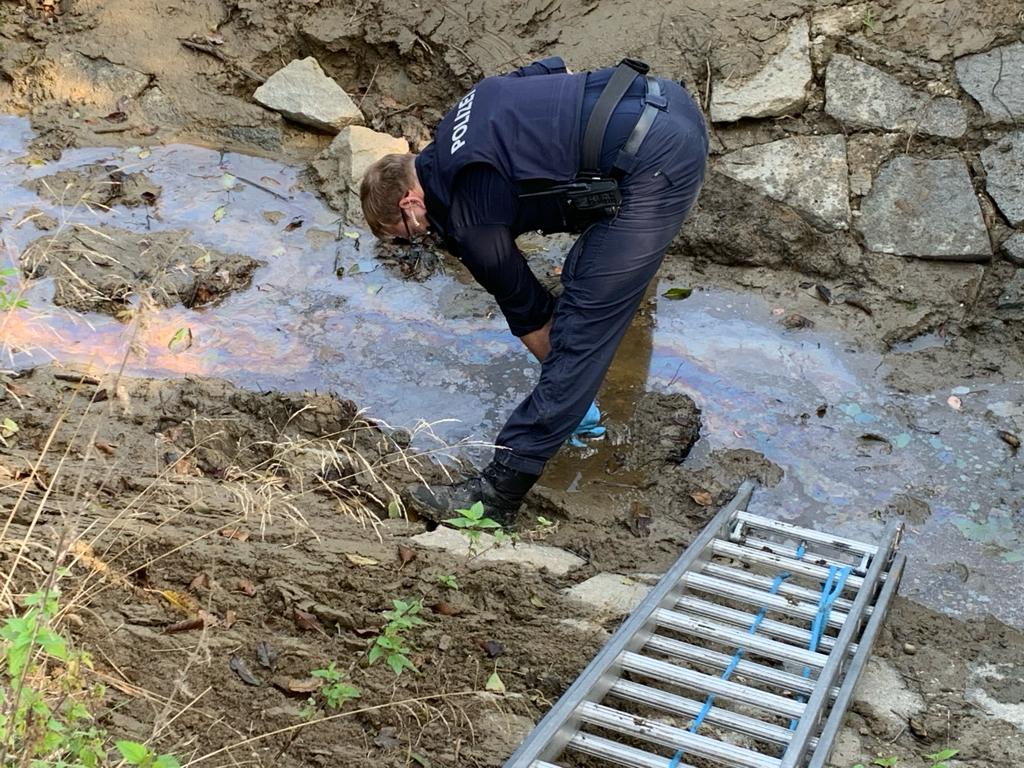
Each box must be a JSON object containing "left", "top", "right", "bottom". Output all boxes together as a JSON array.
[
  {"left": 999, "top": 270, "right": 1024, "bottom": 310},
  {"left": 312, "top": 126, "right": 410, "bottom": 226},
  {"left": 980, "top": 131, "right": 1024, "bottom": 227},
  {"left": 46, "top": 51, "right": 151, "bottom": 110},
  {"left": 411, "top": 527, "right": 584, "bottom": 576},
  {"left": 715, "top": 135, "right": 851, "bottom": 231},
  {"left": 710, "top": 19, "right": 812, "bottom": 122},
  {"left": 254, "top": 57, "right": 363, "bottom": 133},
  {"left": 564, "top": 573, "right": 651, "bottom": 616},
  {"left": 825, "top": 54, "right": 966, "bottom": 138},
  {"left": 955, "top": 42, "right": 1024, "bottom": 121},
  {"left": 858, "top": 156, "right": 991, "bottom": 260},
  {"left": 853, "top": 657, "right": 925, "bottom": 736},
  {"left": 1002, "top": 233, "right": 1024, "bottom": 267}
]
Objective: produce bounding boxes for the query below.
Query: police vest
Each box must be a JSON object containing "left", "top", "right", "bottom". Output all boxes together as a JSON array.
[{"left": 416, "top": 63, "right": 588, "bottom": 234}]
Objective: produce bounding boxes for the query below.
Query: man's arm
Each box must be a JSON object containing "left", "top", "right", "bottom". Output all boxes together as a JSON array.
[{"left": 504, "top": 56, "right": 568, "bottom": 78}]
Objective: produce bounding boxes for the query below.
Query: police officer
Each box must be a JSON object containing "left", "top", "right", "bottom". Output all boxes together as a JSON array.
[{"left": 360, "top": 56, "right": 708, "bottom": 525}]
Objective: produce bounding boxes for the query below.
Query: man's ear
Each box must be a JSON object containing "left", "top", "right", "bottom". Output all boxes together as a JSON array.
[{"left": 398, "top": 189, "right": 425, "bottom": 210}]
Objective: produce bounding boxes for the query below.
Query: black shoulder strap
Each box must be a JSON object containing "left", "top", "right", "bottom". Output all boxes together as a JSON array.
[{"left": 580, "top": 60, "right": 645, "bottom": 175}]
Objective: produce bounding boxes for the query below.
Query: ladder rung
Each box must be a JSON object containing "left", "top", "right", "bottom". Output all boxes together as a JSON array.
[
  {"left": 578, "top": 702, "right": 783, "bottom": 768},
  {"left": 621, "top": 652, "right": 806, "bottom": 719},
  {"left": 701, "top": 563, "right": 858, "bottom": 613},
  {"left": 644, "top": 635, "right": 819, "bottom": 696},
  {"left": 683, "top": 572, "right": 848, "bottom": 628},
  {"left": 610, "top": 679, "right": 796, "bottom": 745},
  {"left": 655, "top": 608, "right": 829, "bottom": 668},
  {"left": 712, "top": 540, "right": 865, "bottom": 591},
  {"left": 531, "top": 763, "right": 561, "bottom": 768},
  {"left": 676, "top": 596, "right": 855, "bottom": 654},
  {"left": 569, "top": 732, "right": 699, "bottom": 768},
  {"left": 735, "top": 512, "right": 878, "bottom": 556},
  {"left": 739, "top": 535, "right": 863, "bottom": 574}
]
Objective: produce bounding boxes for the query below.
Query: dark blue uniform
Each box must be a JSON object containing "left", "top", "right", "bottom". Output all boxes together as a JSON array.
[{"left": 416, "top": 57, "right": 708, "bottom": 476}]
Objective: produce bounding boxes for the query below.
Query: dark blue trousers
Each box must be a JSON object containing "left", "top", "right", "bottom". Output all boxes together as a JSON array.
[{"left": 494, "top": 80, "right": 709, "bottom": 475}]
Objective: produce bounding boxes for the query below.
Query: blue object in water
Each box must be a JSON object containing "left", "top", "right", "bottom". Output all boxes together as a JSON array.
[{"left": 568, "top": 401, "right": 606, "bottom": 447}]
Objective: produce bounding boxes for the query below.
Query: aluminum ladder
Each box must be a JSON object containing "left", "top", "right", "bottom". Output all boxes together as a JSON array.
[{"left": 505, "top": 480, "right": 906, "bottom": 768}]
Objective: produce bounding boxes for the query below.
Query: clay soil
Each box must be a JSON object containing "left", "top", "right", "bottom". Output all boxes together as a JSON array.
[{"left": 1, "top": 1, "right": 1023, "bottom": 768}]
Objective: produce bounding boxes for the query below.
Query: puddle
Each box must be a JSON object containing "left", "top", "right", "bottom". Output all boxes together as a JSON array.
[{"left": 1, "top": 114, "right": 1021, "bottom": 629}]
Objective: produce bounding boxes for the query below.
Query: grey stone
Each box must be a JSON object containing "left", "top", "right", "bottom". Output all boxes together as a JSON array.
[
  {"left": 825, "top": 54, "right": 967, "bottom": 138},
  {"left": 981, "top": 131, "right": 1024, "bottom": 227},
  {"left": 999, "top": 270, "right": 1024, "bottom": 310},
  {"left": 967, "top": 662, "right": 1024, "bottom": 732},
  {"left": 715, "top": 135, "right": 851, "bottom": 231},
  {"left": 411, "top": 527, "right": 585, "bottom": 576},
  {"left": 312, "top": 126, "right": 409, "bottom": 225},
  {"left": 48, "top": 52, "right": 151, "bottom": 110},
  {"left": 853, "top": 658, "right": 925, "bottom": 736},
  {"left": 955, "top": 42, "right": 1024, "bottom": 122},
  {"left": 824, "top": 728, "right": 863, "bottom": 768},
  {"left": 710, "top": 19, "right": 812, "bottom": 122},
  {"left": 254, "top": 57, "right": 363, "bottom": 133},
  {"left": 1002, "top": 233, "right": 1024, "bottom": 267},
  {"left": 564, "top": 573, "right": 651, "bottom": 616},
  {"left": 858, "top": 156, "right": 991, "bottom": 260}
]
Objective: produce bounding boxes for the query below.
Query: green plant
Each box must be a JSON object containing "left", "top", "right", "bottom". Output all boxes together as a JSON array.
[
  {"left": 309, "top": 663, "right": 360, "bottom": 710},
  {"left": 924, "top": 748, "right": 958, "bottom": 768},
  {"left": 446, "top": 501, "right": 504, "bottom": 548},
  {"left": 536, "top": 516, "right": 554, "bottom": 528},
  {"left": 116, "top": 740, "right": 180, "bottom": 768},
  {"left": 437, "top": 574, "right": 460, "bottom": 590},
  {"left": 872, "top": 758, "right": 898, "bottom": 767},
  {"left": 0, "top": 417, "right": 19, "bottom": 447},
  {"left": 0, "top": 266, "right": 28, "bottom": 311},
  {"left": 862, "top": 8, "right": 878, "bottom": 31},
  {"left": 1, "top": 586, "right": 179, "bottom": 768},
  {"left": 369, "top": 598, "right": 426, "bottom": 676}
]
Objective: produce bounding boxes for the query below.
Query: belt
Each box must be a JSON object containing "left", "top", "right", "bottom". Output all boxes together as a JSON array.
[{"left": 580, "top": 58, "right": 668, "bottom": 179}]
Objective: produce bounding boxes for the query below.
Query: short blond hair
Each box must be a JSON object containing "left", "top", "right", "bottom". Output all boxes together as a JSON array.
[{"left": 360, "top": 153, "right": 417, "bottom": 237}]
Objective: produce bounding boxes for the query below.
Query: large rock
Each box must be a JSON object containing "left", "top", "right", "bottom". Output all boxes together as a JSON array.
[
  {"left": 312, "top": 126, "right": 410, "bottom": 226},
  {"left": 253, "top": 57, "right": 363, "bottom": 133},
  {"left": 1003, "top": 233, "right": 1024, "bottom": 267},
  {"left": 999, "top": 270, "right": 1024, "bottom": 311},
  {"left": 955, "top": 42, "right": 1024, "bottom": 121},
  {"left": 710, "top": 19, "right": 812, "bottom": 122},
  {"left": 980, "top": 131, "right": 1024, "bottom": 227},
  {"left": 858, "top": 156, "right": 991, "bottom": 261},
  {"left": 44, "top": 52, "right": 151, "bottom": 110},
  {"left": 825, "top": 54, "right": 966, "bottom": 138},
  {"left": 564, "top": 573, "right": 651, "bottom": 616},
  {"left": 411, "top": 527, "right": 585, "bottom": 576},
  {"left": 715, "top": 135, "right": 851, "bottom": 231}
]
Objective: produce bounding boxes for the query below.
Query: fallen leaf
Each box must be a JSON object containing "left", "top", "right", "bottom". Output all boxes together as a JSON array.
[
  {"left": 998, "top": 430, "right": 1020, "bottom": 454},
  {"left": 345, "top": 553, "right": 379, "bottom": 567},
  {"left": 221, "top": 172, "right": 237, "bottom": 190},
  {"left": 259, "top": 176, "right": 280, "bottom": 187},
  {"left": 662, "top": 287, "right": 692, "bottom": 300},
  {"left": 159, "top": 589, "right": 200, "bottom": 615},
  {"left": 397, "top": 544, "right": 417, "bottom": 569},
  {"left": 782, "top": 313, "right": 814, "bottom": 330},
  {"left": 485, "top": 670, "right": 506, "bottom": 694},
  {"left": 229, "top": 655, "right": 261, "bottom": 686},
  {"left": 224, "top": 610, "right": 238, "bottom": 629},
  {"left": 164, "top": 616, "right": 205, "bottom": 634},
  {"left": 947, "top": 395, "right": 962, "bottom": 410},
  {"left": 771, "top": 307, "right": 785, "bottom": 316},
  {"left": 188, "top": 572, "right": 210, "bottom": 592},
  {"left": 94, "top": 441, "right": 117, "bottom": 456},
  {"left": 430, "top": 601, "right": 461, "bottom": 616},
  {"left": 410, "top": 752, "right": 432, "bottom": 768},
  {"left": 256, "top": 641, "right": 277, "bottom": 670},
  {"left": 816, "top": 403, "right": 827, "bottom": 418},
  {"left": 220, "top": 528, "right": 250, "bottom": 541},
  {"left": 479, "top": 639, "right": 505, "bottom": 658},
  {"left": 212, "top": 205, "right": 227, "bottom": 223},
  {"left": 859, "top": 433, "right": 893, "bottom": 454},
  {"left": 815, "top": 284, "right": 833, "bottom": 304},
  {"left": 137, "top": 148, "right": 151, "bottom": 159},
  {"left": 529, "top": 595, "right": 546, "bottom": 608},
  {"left": 690, "top": 490, "right": 713, "bottom": 506},
  {"left": 237, "top": 578, "right": 257, "bottom": 596},
  {"left": 843, "top": 295, "right": 873, "bottom": 316},
  {"left": 284, "top": 217, "right": 303, "bottom": 231},
  {"left": 293, "top": 607, "right": 324, "bottom": 633},
  {"left": 271, "top": 676, "right": 321, "bottom": 695},
  {"left": 137, "top": 125, "right": 159, "bottom": 137}
]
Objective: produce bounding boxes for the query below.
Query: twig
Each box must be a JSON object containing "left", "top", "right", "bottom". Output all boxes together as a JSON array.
[
  {"left": 226, "top": 172, "right": 290, "bottom": 201},
  {"left": 91, "top": 125, "right": 136, "bottom": 135},
  {"left": 358, "top": 62, "right": 381, "bottom": 110},
  {"left": 179, "top": 39, "right": 266, "bottom": 84},
  {"left": 53, "top": 372, "right": 100, "bottom": 385}
]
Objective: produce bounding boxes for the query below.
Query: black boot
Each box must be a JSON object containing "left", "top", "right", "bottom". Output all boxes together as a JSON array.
[{"left": 407, "top": 462, "right": 538, "bottom": 528}]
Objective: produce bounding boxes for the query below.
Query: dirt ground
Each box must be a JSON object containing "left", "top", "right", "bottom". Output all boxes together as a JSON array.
[{"left": 2, "top": 1, "right": 1023, "bottom": 767}]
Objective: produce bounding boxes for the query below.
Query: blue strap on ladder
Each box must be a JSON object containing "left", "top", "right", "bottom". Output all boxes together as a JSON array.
[{"left": 667, "top": 566, "right": 793, "bottom": 767}]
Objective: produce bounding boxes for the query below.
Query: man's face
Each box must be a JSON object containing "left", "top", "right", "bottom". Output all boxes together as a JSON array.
[{"left": 378, "top": 192, "right": 430, "bottom": 240}]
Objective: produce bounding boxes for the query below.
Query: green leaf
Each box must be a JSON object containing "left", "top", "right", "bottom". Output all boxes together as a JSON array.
[
  {"left": 444, "top": 517, "right": 475, "bottom": 528},
  {"left": 872, "top": 758, "right": 898, "bottom": 767},
  {"left": 387, "top": 499, "right": 402, "bottom": 519},
  {"left": 925, "top": 750, "right": 958, "bottom": 762},
  {"left": 116, "top": 740, "right": 150, "bottom": 765},
  {"left": 153, "top": 755, "right": 181, "bottom": 768},
  {"left": 386, "top": 653, "right": 416, "bottom": 676},
  {"left": 485, "top": 670, "right": 506, "bottom": 693},
  {"left": 368, "top": 644, "right": 385, "bottom": 664},
  {"left": 662, "top": 287, "right": 693, "bottom": 300},
  {"left": 409, "top": 752, "right": 432, "bottom": 767},
  {"left": 212, "top": 205, "right": 227, "bottom": 223},
  {"left": 475, "top": 518, "right": 502, "bottom": 529},
  {"left": 468, "top": 501, "right": 485, "bottom": 519}
]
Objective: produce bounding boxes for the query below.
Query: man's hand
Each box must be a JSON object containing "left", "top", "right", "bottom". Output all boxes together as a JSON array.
[{"left": 520, "top": 317, "right": 552, "bottom": 362}]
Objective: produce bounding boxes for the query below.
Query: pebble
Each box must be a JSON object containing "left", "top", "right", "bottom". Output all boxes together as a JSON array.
[{"left": 903, "top": 642, "right": 917, "bottom": 655}]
